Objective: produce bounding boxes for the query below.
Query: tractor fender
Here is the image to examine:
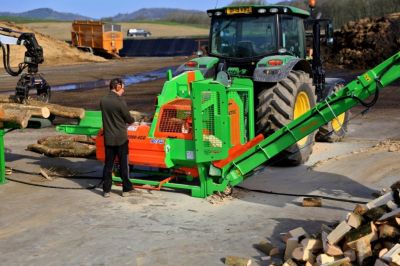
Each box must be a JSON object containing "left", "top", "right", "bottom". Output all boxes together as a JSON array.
[
  {"left": 253, "top": 57, "right": 312, "bottom": 83},
  {"left": 174, "top": 56, "right": 219, "bottom": 79}
]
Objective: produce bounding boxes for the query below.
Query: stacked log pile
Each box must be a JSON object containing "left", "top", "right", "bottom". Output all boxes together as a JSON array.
[
  {"left": 332, "top": 15, "right": 400, "bottom": 68},
  {"left": 274, "top": 185, "right": 400, "bottom": 266},
  {"left": 28, "top": 135, "right": 96, "bottom": 158},
  {"left": 0, "top": 95, "right": 85, "bottom": 128}
]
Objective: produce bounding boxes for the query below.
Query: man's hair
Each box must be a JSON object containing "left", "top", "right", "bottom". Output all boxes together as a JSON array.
[{"left": 109, "top": 78, "right": 124, "bottom": 90}]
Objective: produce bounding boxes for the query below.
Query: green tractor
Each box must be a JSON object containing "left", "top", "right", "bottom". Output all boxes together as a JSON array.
[{"left": 176, "top": 3, "right": 348, "bottom": 165}]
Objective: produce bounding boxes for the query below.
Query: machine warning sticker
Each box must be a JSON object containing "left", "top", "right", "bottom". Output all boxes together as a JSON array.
[
  {"left": 186, "top": 151, "right": 195, "bottom": 160},
  {"left": 150, "top": 139, "right": 164, "bottom": 145},
  {"left": 364, "top": 73, "right": 371, "bottom": 82}
]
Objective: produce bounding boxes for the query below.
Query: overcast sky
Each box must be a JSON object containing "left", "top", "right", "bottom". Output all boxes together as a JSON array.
[{"left": 2, "top": 0, "right": 281, "bottom": 18}]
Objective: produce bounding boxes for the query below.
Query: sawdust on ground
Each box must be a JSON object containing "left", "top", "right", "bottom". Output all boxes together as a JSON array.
[
  {"left": 0, "top": 21, "right": 106, "bottom": 68},
  {"left": 309, "top": 139, "right": 400, "bottom": 170}
]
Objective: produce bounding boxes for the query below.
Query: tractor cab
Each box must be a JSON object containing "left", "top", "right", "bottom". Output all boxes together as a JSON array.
[{"left": 208, "top": 5, "right": 309, "bottom": 69}]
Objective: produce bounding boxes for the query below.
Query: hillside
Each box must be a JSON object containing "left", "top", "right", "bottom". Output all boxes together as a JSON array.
[
  {"left": 0, "top": 8, "right": 92, "bottom": 21},
  {"left": 107, "top": 8, "right": 203, "bottom": 21}
]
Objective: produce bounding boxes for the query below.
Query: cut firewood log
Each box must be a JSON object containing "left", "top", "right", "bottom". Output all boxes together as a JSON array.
[
  {"left": 301, "top": 238, "right": 323, "bottom": 252},
  {"left": 282, "top": 227, "right": 309, "bottom": 243},
  {"left": 284, "top": 238, "right": 301, "bottom": 261},
  {"left": 367, "top": 192, "right": 394, "bottom": 209},
  {"left": 378, "top": 224, "right": 400, "bottom": 239},
  {"left": 0, "top": 107, "right": 31, "bottom": 128},
  {"left": 386, "top": 200, "right": 398, "bottom": 211},
  {"left": 0, "top": 94, "right": 85, "bottom": 119},
  {"left": 344, "top": 222, "right": 378, "bottom": 250},
  {"left": 0, "top": 103, "right": 50, "bottom": 118},
  {"left": 27, "top": 142, "right": 96, "bottom": 158},
  {"left": 353, "top": 204, "right": 369, "bottom": 216},
  {"left": 129, "top": 110, "right": 152, "bottom": 122},
  {"left": 356, "top": 237, "right": 372, "bottom": 265},
  {"left": 282, "top": 258, "right": 298, "bottom": 266},
  {"left": 316, "top": 254, "right": 334, "bottom": 265},
  {"left": 254, "top": 241, "right": 279, "bottom": 256},
  {"left": 224, "top": 255, "right": 251, "bottom": 266},
  {"left": 292, "top": 247, "right": 315, "bottom": 262},
  {"left": 25, "top": 99, "right": 85, "bottom": 119},
  {"left": 327, "top": 221, "right": 352, "bottom": 245},
  {"left": 378, "top": 208, "right": 400, "bottom": 222},
  {"left": 382, "top": 244, "right": 400, "bottom": 264},
  {"left": 322, "top": 231, "right": 343, "bottom": 256},
  {"left": 346, "top": 212, "right": 364, "bottom": 229},
  {"left": 37, "top": 135, "right": 95, "bottom": 145},
  {"left": 321, "top": 257, "right": 351, "bottom": 266},
  {"left": 343, "top": 249, "right": 356, "bottom": 262},
  {"left": 302, "top": 197, "right": 322, "bottom": 207},
  {"left": 374, "top": 258, "right": 389, "bottom": 266},
  {"left": 364, "top": 206, "right": 390, "bottom": 221},
  {"left": 379, "top": 248, "right": 389, "bottom": 258}
]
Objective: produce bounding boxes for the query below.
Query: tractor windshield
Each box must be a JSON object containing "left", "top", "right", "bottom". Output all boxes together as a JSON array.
[{"left": 210, "top": 15, "right": 277, "bottom": 58}]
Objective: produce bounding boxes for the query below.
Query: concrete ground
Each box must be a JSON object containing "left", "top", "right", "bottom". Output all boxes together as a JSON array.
[{"left": 0, "top": 65, "right": 399, "bottom": 265}]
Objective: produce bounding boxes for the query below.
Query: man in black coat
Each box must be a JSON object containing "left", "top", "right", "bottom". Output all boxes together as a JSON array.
[{"left": 100, "top": 78, "right": 138, "bottom": 198}]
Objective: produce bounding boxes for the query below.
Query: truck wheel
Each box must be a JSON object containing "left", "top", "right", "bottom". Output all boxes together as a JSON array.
[
  {"left": 316, "top": 84, "right": 349, "bottom": 142},
  {"left": 256, "top": 70, "right": 316, "bottom": 166}
]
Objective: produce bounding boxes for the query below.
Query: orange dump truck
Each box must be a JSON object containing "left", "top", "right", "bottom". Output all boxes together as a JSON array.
[{"left": 71, "top": 20, "right": 123, "bottom": 56}]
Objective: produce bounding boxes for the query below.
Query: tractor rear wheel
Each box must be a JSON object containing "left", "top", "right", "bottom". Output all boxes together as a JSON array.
[
  {"left": 256, "top": 70, "right": 317, "bottom": 166},
  {"left": 316, "top": 84, "right": 349, "bottom": 142}
]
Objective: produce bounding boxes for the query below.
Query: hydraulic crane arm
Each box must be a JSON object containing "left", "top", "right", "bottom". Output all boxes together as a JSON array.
[
  {"left": 0, "top": 26, "right": 49, "bottom": 102},
  {"left": 220, "top": 52, "right": 400, "bottom": 185}
]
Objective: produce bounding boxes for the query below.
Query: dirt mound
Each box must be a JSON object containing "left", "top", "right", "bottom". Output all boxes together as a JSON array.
[
  {"left": 0, "top": 21, "right": 106, "bottom": 69},
  {"left": 331, "top": 15, "right": 400, "bottom": 68}
]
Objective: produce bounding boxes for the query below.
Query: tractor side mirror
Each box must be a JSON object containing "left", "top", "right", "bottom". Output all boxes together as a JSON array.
[{"left": 325, "top": 22, "right": 334, "bottom": 47}]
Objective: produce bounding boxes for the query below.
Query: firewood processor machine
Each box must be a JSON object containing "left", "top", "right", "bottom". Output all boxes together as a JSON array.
[{"left": 54, "top": 52, "right": 400, "bottom": 197}]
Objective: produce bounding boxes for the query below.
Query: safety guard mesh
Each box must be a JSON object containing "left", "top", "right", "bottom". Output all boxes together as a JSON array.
[
  {"left": 158, "top": 99, "right": 192, "bottom": 134},
  {"left": 200, "top": 91, "right": 223, "bottom": 155}
]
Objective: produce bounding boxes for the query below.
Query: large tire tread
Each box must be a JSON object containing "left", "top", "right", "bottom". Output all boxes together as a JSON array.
[{"left": 256, "top": 70, "right": 317, "bottom": 166}]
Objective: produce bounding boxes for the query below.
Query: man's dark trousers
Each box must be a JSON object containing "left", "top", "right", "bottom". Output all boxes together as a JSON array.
[{"left": 103, "top": 141, "right": 133, "bottom": 193}]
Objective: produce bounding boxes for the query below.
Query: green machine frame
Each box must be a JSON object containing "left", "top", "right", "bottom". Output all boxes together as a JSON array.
[{"left": 54, "top": 52, "right": 400, "bottom": 197}]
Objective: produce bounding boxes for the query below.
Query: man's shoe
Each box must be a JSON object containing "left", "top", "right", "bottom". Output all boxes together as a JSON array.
[
  {"left": 103, "top": 192, "right": 111, "bottom": 198},
  {"left": 122, "top": 189, "right": 141, "bottom": 197}
]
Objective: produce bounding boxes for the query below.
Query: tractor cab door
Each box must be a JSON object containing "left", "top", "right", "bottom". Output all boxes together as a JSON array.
[{"left": 191, "top": 81, "right": 230, "bottom": 163}]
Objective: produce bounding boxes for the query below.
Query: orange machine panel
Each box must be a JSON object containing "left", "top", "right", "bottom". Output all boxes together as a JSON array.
[
  {"left": 229, "top": 99, "right": 241, "bottom": 146},
  {"left": 96, "top": 124, "right": 167, "bottom": 168}
]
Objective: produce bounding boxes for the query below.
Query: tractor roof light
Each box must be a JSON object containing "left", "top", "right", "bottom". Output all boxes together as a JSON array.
[
  {"left": 186, "top": 61, "right": 198, "bottom": 68},
  {"left": 207, "top": 12, "right": 213, "bottom": 17},
  {"left": 269, "top": 8, "right": 279, "bottom": 13},
  {"left": 309, "top": 0, "right": 316, "bottom": 9},
  {"left": 268, "top": 59, "right": 283, "bottom": 66},
  {"left": 257, "top": 8, "right": 267, "bottom": 14},
  {"left": 215, "top": 11, "right": 223, "bottom": 16}
]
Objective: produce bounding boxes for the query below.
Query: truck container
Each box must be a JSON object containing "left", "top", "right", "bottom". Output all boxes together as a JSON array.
[{"left": 71, "top": 20, "right": 123, "bottom": 56}]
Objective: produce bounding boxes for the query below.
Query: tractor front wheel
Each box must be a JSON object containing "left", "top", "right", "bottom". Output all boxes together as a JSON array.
[{"left": 256, "top": 70, "right": 317, "bottom": 166}]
